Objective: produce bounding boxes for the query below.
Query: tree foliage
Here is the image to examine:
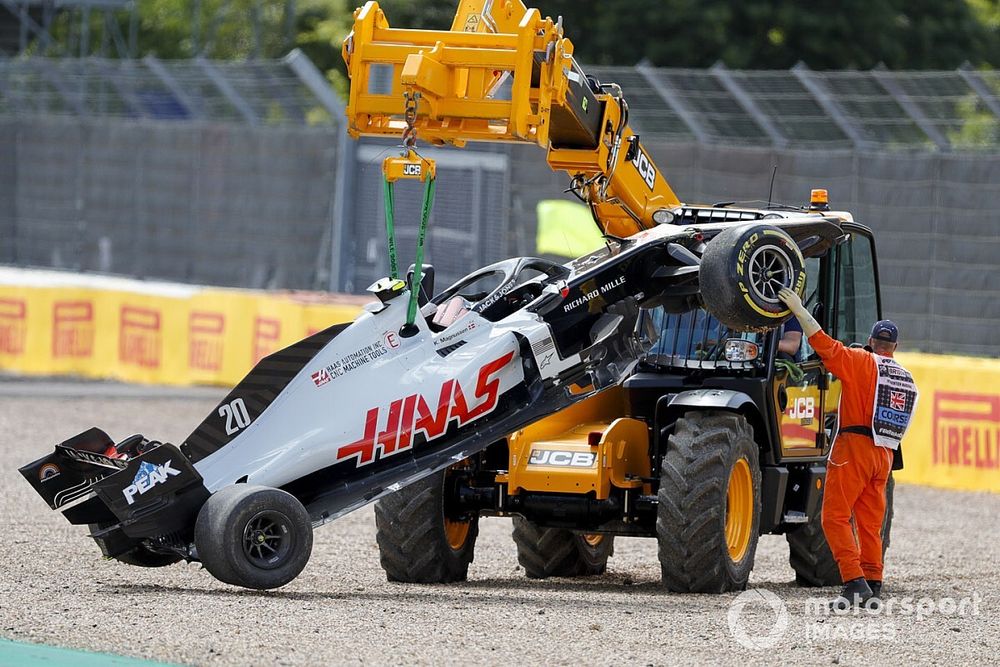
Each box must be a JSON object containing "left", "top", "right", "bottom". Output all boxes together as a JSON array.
[{"left": 45, "top": 0, "right": 1000, "bottom": 70}]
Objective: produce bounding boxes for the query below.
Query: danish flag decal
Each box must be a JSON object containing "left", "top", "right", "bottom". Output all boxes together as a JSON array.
[{"left": 337, "top": 351, "right": 515, "bottom": 467}]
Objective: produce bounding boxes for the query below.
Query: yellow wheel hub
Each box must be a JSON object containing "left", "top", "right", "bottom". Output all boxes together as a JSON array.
[
  {"left": 581, "top": 533, "right": 604, "bottom": 548},
  {"left": 725, "top": 457, "right": 753, "bottom": 562},
  {"left": 444, "top": 517, "right": 471, "bottom": 550}
]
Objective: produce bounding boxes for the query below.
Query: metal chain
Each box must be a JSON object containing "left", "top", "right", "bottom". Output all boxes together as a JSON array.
[{"left": 401, "top": 91, "right": 420, "bottom": 152}]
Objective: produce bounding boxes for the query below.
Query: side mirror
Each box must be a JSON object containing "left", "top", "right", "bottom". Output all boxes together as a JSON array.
[{"left": 407, "top": 264, "right": 435, "bottom": 307}]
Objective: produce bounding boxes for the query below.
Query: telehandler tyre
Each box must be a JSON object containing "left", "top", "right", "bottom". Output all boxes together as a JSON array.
[
  {"left": 512, "top": 518, "right": 614, "bottom": 578},
  {"left": 700, "top": 223, "right": 806, "bottom": 331},
  {"left": 657, "top": 411, "right": 761, "bottom": 592},
  {"left": 375, "top": 469, "right": 479, "bottom": 583},
  {"left": 787, "top": 474, "right": 895, "bottom": 587}
]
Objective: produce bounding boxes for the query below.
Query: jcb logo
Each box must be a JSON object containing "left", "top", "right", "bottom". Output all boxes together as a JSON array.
[
  {"left": 403, "top": 163, "right": 422, "bottom": 176},
  {"left": 528, "top": 450, "right": 596, "bottom": 468},
  {"left": 788, "top": 396, "right": 815, "bottom": 420},
  {"left": 631, "top": 148, "right": 656, "bottom": 190}
]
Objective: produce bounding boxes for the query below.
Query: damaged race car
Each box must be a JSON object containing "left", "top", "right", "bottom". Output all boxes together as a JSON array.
[{"left": 20, "top": 213, "right": 841, "bottom": 590}]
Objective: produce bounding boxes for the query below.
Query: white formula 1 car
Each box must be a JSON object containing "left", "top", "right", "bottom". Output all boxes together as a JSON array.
[{"left": 20, "top": 215, "right": 840, "bottom": 589}]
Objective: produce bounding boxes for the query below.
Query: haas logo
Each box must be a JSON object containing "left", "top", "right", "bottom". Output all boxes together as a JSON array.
[{"left": 337, "top": 351, "right": 514, "bottom": 466}]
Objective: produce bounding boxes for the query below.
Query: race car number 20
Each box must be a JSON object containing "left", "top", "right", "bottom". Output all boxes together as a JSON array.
[{"left": 219, "top": 398, "right": 251, "bottom": 435}]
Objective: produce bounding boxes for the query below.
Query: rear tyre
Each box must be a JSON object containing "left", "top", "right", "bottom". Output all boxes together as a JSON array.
[
  {"left": 89, "top": 523, "right": 182, "bottom": 568},
  {"left": 700, "top": 224, "right": 805, "bottom": 331},
  {"left": 375, "top": 470, "right": 479, "bottom": 583},
  {"left": 657, "top": 411, "right": 761, "bottom": 592},
  {"left": 787, "top": 474, "right": 895, "bottom": 587},
  {"left": 194, "top": 485, "right": 313, "bottom": 590},
  {"left": 512, "top": 518, "right": 614, "bottom": 578}
]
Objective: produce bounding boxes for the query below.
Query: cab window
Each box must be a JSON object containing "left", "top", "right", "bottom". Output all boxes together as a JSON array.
[{"left": 834, "top": 232, "right": 879, "bottom": 345}]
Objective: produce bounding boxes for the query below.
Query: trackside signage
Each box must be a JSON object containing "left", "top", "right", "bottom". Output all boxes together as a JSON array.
[{"left": 893, "top": 352, "right": 1000, "bottom": 493}]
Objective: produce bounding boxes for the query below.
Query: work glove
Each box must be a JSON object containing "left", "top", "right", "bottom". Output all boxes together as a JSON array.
[{"left": 778, "top": 287, "right": 821, "bottom": 337}]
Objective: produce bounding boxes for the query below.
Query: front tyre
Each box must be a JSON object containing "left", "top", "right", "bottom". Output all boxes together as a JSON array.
[
  {"left": 512, "top": 518, "right": 614, "bottom": 578},
  {"left": 657, "top": 411, "right": 761, "bottom": 592},
  {"left": 194, "top": 485, "right": 313, "bottom": 590},
  {"left": 375, "top": 470, "right": 479, "bottom": 583},
  {"left": 700, "top": 224, "right": 805, "bottom": 331}
]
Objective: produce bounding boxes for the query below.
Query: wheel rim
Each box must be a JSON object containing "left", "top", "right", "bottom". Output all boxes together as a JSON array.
[
  {"left": 747, "top": 245, "right": 793, "bottom": 304},
  {"left": 444, "top": 517, "right": 471, "bottom": 551},
  {"left": 725, "top": 458, "right": 753, "bottom": 562},
  {"left": 582, "top": 533, "right": 604, "bottom": 548},
  {"left": 242, "top": 510, "right": 293, "bottom": 569}
]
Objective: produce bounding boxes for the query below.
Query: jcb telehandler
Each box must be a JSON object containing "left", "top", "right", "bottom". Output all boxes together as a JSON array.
[{"left": 346, "top": 0, "right": 893, "bottom": 592}]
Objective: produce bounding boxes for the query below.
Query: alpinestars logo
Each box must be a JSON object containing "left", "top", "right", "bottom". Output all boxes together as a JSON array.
[
  {"left": 337, "top": 351, "right": 514, "bottom": 467},
  {"left": 122, "top": 460, "right": 181, "bottom": 505}
]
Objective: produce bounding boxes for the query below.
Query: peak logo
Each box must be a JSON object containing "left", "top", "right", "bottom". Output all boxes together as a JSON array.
[
  {"left": 337, "top": 351, "right": 515, "bottom": 466},
  {"left": 122, "top": 460, "right": 181, "bottom": 505}
]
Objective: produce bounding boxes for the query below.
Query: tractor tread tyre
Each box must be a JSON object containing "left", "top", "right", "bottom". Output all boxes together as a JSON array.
[
  {"left": 787, "top": 474, "right": 895, "bottom": 587},
  {"left": 89, "top": 523, "right": 182, "bottom": 568},
  {"left": 512, "top": 518, "right": 614, "bottom": 579},
  {"left": 194, "top": 484, "right": 313, "bottom": 590},
  {"left": 375, "top": 471, "right": 478, "bottom": 583},
  {"left": 700, "top": 224, "right": 805, "bottom": 332},
  {"left": 656, "top": 411, "right": 761, "bottom": 593}
]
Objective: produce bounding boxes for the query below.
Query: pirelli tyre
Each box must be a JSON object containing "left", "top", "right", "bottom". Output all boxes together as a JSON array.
[
  {"left": 89, "top": 523, "right": 182, "bottom": 568},
  {"left": 700, "top": 224, "right": 806, "bottom": 331},
  {"left": 787, "top": 475, "right": 895, "bottom": 587},
  {"left": 194, "top": 484, "right": 313, "bottom": 590},
  {"left": 375, "top": 469, "right": 479, "bottom": 583},
  {"left": 512, "top": 518, "right": 614, "bottom": 578},
  {"left": 657, "top": 411, "right": 761, "bottom": 593}
]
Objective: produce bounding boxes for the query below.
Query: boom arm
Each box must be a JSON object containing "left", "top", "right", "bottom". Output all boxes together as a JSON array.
[{"left": 342, "top": 0, "right": 682, "bottom": 238}]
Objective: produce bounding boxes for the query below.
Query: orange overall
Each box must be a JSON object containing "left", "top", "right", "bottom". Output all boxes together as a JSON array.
[{"left": 810, "top": 330, "right": 894, "bottom": 583}]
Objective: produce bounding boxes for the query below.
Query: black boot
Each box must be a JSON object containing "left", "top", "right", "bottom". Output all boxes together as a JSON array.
[
  {"left": 865, "top": 580, "right": 882, "bottom": 610},
  {"left": 830, "top": 577, "right": 872, "bottom": 611}
]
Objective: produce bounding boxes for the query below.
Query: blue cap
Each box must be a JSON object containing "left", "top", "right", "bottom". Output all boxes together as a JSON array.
[{"left": 870, "top": 320, "right": 898, "bottom": 343}]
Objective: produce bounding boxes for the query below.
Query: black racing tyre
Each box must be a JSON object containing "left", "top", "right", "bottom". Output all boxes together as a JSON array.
[
  {"left": 89, "top": 523, "right": 182, "bottom": 568},
  {"left": 657, "top": 411, "right": 762, "bottom": 593},
  {"left": 700, "top": 224, "right": 806, "bottom": 331},
  {"left": 787, "top": 474, "right": 895, "bottom": 587},
  {"left": 194, "top": 485, "right": 313, "bottom": 590},
  {"left": 512, "top": 518, "right": 614, "bottom": 578},
  {"left": 375, "top": 470, "right": 479, "bottom": 583}
]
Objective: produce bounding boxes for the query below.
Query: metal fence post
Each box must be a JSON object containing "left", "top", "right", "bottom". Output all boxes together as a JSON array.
[
  {"left": 791, "top": 62, "right": 870, "bottom": 151},
  {"left": 635, "top": 59, "right": 712, "bottom": 144},
  {"left": 871, "top": 64, "right": 950, "bottom": 151},
  {"left": 284, "top": 48, "right": 355, "bottom": 293},
  {"left": 710, "top": 62, "right": 787, "bottom": 149},
  {"left": 957, "top": 63, "right": 1000, "bottom": 121}
]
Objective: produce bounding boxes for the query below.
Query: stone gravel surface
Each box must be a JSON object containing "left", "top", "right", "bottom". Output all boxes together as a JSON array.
[{"left": 1, "top": 383, "right": 997, "bottom": 665}]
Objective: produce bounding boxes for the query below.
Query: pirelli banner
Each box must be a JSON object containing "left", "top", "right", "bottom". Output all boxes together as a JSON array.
[
  {"left": 892, "top": 352, "right": 1000, "bottom": 493},
  {"left": 0, "top": 273, "right": 363, "bottom": 387}
]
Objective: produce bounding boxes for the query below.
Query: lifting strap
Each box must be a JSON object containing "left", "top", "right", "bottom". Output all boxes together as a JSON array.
[{"left": 382, "top": 146, "right": 437, "bottom": 332}]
